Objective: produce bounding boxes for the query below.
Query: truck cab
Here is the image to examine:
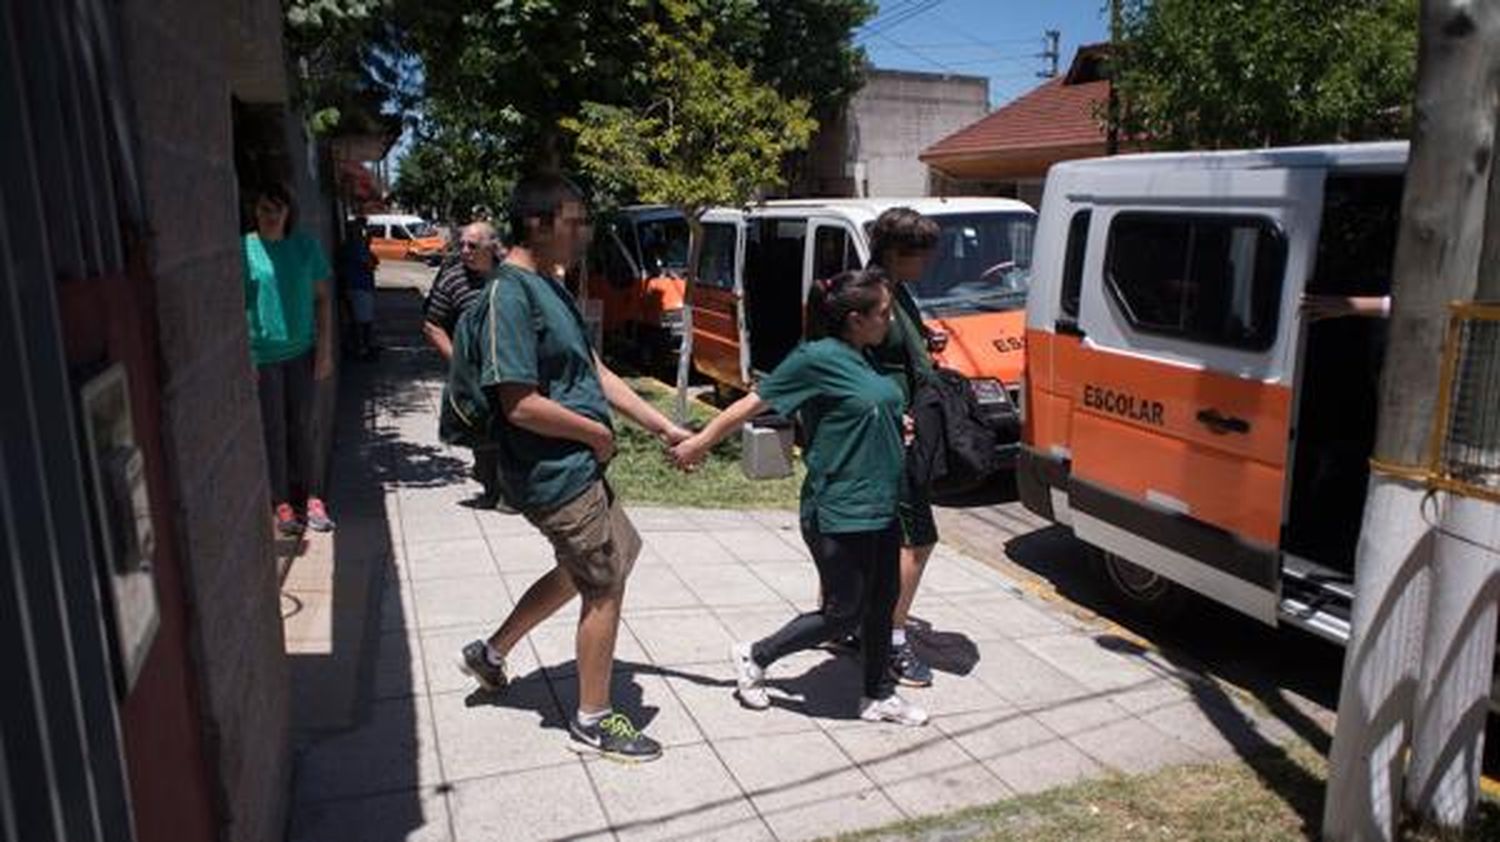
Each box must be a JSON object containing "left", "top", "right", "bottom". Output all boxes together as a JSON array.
[{"left": 581, "top": 205, "right": 689, "bottom": 363}]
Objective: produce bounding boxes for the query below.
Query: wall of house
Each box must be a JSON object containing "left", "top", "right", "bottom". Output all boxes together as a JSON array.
[
  {"left": 851, "top": 70, "right": 990, "bottom": 197},
  {"left": 117, "top": 0, "right": 292, "bottom": 839}
]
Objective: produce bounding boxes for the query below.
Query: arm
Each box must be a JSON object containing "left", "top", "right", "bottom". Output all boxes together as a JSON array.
[
  {"left": 314, "top": 280, "right": 335, "bottom": 379},
  {"left": 594, "top": 353, "right": 691, "bottom": 444},
  {"left": 1301, "top": 293, "right": 1391, "bottom": 322},
  {"left": 495, "top": 383, "right": 615, "bottom": 463},
  {"left": 423, "top": 320, "right": 455, "bottom": 361},
  {"left": 670, "top": 391, "right": 769, "bottom": 469}
]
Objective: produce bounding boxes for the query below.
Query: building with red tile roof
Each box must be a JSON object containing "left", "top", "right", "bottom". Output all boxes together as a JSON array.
[{"left": 921, "top": 44, "right": 1113, "bottom": 205}]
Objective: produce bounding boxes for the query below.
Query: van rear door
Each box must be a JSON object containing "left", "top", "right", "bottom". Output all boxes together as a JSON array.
[
  {"left": 689, "top": 210, "right": 748, "bottom": 389},
  {"left": 1068, "top": 168, "right": 1322, "bottom": 623}
]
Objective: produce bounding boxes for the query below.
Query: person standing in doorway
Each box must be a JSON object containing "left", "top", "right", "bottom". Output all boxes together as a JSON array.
[
  {"left": 670, "top": 268, "right": 928, "bottom": 727},
  {"left": 866, "top": 207, "right": 942, "bottom": 687},
  {"left": 424, "top": 221, "right": 504, "bottom": 505},
  {"left": 457, "top": 174, "right": 692, "bottom": 762},
  {"left": 242, "top": 183, "right": 336, "bottom": 535}
]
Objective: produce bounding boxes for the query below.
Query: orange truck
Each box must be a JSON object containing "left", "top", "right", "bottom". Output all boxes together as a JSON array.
[
  {"left": 689, "top": 198, "right": 1036, "bottom": 457},
  {"left": 581, "top": 205, "right": 690, "bottom": 363},
  {"left": 363, "top": 213, "right": 447, "bottom": 265}
]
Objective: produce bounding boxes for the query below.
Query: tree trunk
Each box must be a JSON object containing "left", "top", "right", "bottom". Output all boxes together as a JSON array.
[
  {"left": 1324, "top": 2, "right": 1500, "bottom": 839},
  {"left": 675, "top": 212, "right": 706, "bottom": 425},
  {"left": 1405, "top": 74, "right": 1500, "bottom": 829}
]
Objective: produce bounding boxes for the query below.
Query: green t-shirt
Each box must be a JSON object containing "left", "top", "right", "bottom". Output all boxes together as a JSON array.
[
  {"left": 242, "top": 231, "right": 331, "bottom": 365},
  {"left": 867, "top": 281, "right": 934, "bottom": 407},
  {"left": 480, "top": 263, "right": 612, "bottom": 511},
  {"left": 758, "top": 338, "right": 905, "bottom": 533}
]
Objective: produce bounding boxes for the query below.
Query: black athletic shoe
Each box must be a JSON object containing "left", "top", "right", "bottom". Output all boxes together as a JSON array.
[
  {"left": 890, "top": 640, "right": 933, "bottom": 687},
  {"left": 458, "top": 640, "right": 508, "bottom": 691},
  {"left": 569, "top": 712, "right": 663, "bottom": 763}
]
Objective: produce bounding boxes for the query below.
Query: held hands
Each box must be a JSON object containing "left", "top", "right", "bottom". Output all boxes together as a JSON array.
[
  {"left": 668, "top": 433, "right": 713, "bottom": 473},
  {"left": 657, "top": 423, "right": 694, "bottom": 448}
]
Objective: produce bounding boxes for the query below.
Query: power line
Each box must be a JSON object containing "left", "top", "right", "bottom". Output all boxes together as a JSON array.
[
  {"left": 857, "top": 0, "right": 950, "bottom": 42},
  {"left": 871, "top": 31, "right": 961, "bottom": 74}
]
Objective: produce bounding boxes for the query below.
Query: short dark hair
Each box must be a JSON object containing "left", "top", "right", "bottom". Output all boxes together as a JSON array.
[
  {"left": 805, "top": 267, "right": 890, "bottom": 340},
  {"left": 869, "top": 207, "right": 938, "bottom": 267},
  {"left": 251, "top": 182, "right": 298, "bottom": 233},
  {"left": 506, "top": 173, "right": 585, "bottom": 246}
]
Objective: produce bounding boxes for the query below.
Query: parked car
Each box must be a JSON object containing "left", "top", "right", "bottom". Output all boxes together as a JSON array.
[
  {"left": 364, "top": 213, "right": 447, "bottom": 265},
  {"left": 580, "top": 205, "right": 690, "bottom": 365}
]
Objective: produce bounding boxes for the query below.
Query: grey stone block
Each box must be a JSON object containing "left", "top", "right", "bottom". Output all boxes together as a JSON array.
[
  {"left": 289, "top": 786, "right": 452, "bottom": 842},
  {"left": 448, "top": 763, "right": 611, "bottom": 842}
]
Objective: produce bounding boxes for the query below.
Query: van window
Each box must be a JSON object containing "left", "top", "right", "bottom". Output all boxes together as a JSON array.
[
  {"left": 910, "top": 212, "right": 1035, "bottom": 317},
  {"left": 1105, "top": 213, "right": 1286, "bottom": 351},
  {"left": 696, "top": 223, "right": 737, "bottom": 290},
  {"left": 1059, "top": 210, "right": 1091, "bottom": 320},
  {"left": 638, "top": 217, "right": 690, "bottom": 274},
  {"left": 813, "top": 226, "right": 855, "bottom": 281},
  {"left": 406, "top": 220, "right": 435, "bottom": 238},
  {"left": 390, "top": 225, "right": 411, "bottom": 241},
  {"left": 598, "top": 223, "right": 638, "bottom": 288}
]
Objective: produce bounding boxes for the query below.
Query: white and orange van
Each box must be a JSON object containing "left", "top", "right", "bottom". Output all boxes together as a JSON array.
[
  {"left": 690, "top": 197, "right": 1036, "bottom": 446},
  {"left": 581, "top": 205, "right": 689, "bottom": 363},
  {"left": 1019, "top": 141, "right": 1412, "bottom": 642}
]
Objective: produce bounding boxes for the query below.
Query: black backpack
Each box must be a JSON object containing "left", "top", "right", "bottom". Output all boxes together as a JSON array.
[{"left": 908, "top": 367, "right": 1003, "bottom": 497}]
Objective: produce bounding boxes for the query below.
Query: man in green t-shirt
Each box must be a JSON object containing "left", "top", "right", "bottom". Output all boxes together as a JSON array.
[
  {"left": 456, "top": 174, "right": 691, "bottom": 763},
  {"left": 865, "top": 208, "right": 942, "bottom": 688}
]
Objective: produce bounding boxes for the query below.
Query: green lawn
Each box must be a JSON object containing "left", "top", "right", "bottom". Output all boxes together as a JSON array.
[
  {"left": 830, "top": 741, "right": 1500, "bottom": 842},
  {"left": 606, "top": 378, "right": 803, "bottom": 510}
]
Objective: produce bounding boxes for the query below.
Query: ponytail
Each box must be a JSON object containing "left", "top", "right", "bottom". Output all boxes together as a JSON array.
[{"left": 805, "top": 267, "right": 890, "bottom": 341}]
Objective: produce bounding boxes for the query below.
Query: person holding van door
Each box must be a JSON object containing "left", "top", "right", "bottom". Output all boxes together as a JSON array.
[
  {"left": 424, "top": 221, "right": 505, "bottom": 506},
  {"left": 242, "top": 183, "right": 337, "bottom": 535},
  {"left": 671, "top": 268, "right": 929, "bottom": 727},
  {"left": 456, "top": 175, "right": 693, "bottom": 761},
  {"left": 864, "top": 207, "right": 942, "bottom": 688}
]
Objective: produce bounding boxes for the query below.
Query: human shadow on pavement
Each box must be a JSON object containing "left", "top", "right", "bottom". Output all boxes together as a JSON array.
[{"left": 907, "top": 616, "right": 981, "bottom": 677}]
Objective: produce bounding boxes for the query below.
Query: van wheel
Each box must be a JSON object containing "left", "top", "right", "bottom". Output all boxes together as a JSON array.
[{"left": 1099, "top": 551, "right": 1189, "bottom": 621}]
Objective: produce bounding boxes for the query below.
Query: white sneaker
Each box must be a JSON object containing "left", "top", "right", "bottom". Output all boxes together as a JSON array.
[
  {"left": 859, "top": 693, "right": 929, "bottom": 726},
  {"left": 732, "top": 642, "right": 770, "bottom": 710}
]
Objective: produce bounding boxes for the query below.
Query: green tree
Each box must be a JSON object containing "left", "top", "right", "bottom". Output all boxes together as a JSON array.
[
  {"left": 390, "top": 116, "right": 514, "bottom": 224},
  {"left": 1111, "top": 0, "right": 1418, "bottom": 149},
  {"left": 284, "top": 0, "right": 413, "bottom": 135},
  {"left": 562, "top": 0, "right": 817, "bottom": 420}
]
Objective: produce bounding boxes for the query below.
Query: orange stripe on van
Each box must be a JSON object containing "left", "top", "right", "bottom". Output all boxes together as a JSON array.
[{"left": 1025, "top": 328, "right": 1291, "bottom": 545}]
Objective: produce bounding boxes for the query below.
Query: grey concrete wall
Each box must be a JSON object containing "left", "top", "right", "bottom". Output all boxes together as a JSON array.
[
  {"left": 850, "top": 70, "right": 989, "bottom": 197},
  {"left": 118, "top": 0, "right": 291, "bottom": 840}
]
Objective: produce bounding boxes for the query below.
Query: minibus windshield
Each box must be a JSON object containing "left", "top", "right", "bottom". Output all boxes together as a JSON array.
[
  {"left": 405, "top": 220, "right": 436, "bottom": 238},
  {"left": 909, "top": 212, "right": 1035, "bottom": 317},
  {"left": 637, "top": 217, "right": 690, "bottom": 275}
]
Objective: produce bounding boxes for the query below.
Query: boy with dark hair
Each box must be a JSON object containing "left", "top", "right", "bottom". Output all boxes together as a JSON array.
[{"left": 457, "top": 173, "right": 692, "bottom": 762}]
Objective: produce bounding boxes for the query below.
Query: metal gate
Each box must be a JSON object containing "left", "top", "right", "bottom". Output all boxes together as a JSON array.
[{"left": 0, "top": 1, "right": 162, "bottom": 839}]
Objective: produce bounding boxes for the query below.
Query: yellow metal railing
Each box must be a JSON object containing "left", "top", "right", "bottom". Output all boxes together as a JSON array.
[{"left": 1425, "top": 301, "right": 1500, "bottom": 503}]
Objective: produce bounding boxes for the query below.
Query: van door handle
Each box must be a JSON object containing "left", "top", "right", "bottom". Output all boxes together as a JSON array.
[{"left": 1196, "top": 409, "right": 1251, "bottom": 435}]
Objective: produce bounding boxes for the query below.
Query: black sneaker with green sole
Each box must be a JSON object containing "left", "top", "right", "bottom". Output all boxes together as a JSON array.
[{"left": 569, "top": 712, "right": 663, "bottom": 763}]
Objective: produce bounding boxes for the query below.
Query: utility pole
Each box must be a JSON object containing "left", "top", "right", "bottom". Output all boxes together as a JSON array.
[
  {"left": 1038, "top": 29, "right": 1060, "bottom": 78},
  {"left": 1324, "top": 2, "right": 1500, "bottom": 839},
  {"left": 1106, "top": 0, "right": 1121, "bottom": 154}
]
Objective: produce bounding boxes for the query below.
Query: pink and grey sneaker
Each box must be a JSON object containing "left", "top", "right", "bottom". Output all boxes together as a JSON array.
[
  {"left": 305, "top": 497, "right": 336, "bottom": 532},
  {"left": 275, "top": 503, "right": 302, "bottom": 536}
]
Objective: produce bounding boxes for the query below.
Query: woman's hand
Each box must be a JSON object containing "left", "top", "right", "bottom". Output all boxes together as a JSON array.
[
  {"left": 669, "top": 434, "right": 713, "bottom": 472},
  {"left": 902, "top": 413, "right": 915, "bottom": 447}
]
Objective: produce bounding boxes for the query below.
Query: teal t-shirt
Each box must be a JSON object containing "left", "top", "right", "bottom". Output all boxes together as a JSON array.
[
  {"left": 480, "top": 263, "right": 612, "bottom": 511},
  {"left": 242, "top": 231, "right": 331, "bottom": 365},
  {"left": 868, "top": 281, "right": 934, "bottom": 406},
  {"left": 758, "top": 338, "right": 906, "bottom": 533}
]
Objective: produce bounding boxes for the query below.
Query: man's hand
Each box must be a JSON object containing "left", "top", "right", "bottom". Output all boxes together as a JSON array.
[
  {"left": 669, "top": 434, "right": 711, "bottom": 472},
  {"left": 902, "top": 413, "right": 916, "bottom": 447},
  {"left": 587, "top": 422, "right": 617, "bottom": 465},
  {"left": 657, "top": 423, "right": 694, "bottom": 448}
]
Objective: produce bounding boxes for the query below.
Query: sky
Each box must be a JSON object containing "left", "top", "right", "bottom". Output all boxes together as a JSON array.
[{"left": 859, "top": 0, "right": 1111, "bottom": 108}]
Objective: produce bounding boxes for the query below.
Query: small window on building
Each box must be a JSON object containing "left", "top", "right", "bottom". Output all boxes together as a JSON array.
[
  {"left": 696, "top": 223, "right": 738, "bottom": 290},
  {"left": 1105, "top": 213, "right": 1286, "bottom": 350},
  {"left": 1060, "top": 210, "right": 1091, "bottom": 319}
]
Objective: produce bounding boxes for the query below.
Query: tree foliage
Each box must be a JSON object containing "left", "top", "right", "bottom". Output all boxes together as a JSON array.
[
  {"left": 283, "top": 0, "right": 413, "bottom": 135},
  {"left": 390, "top": 108, "right": 514, "bottom": 223},
  {"left": 1112, "top": 0, "right": 1418, "bottom": 149}
]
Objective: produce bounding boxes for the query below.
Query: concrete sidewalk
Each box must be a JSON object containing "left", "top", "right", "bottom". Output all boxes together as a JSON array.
[{"left": 283, "top": 288, "right": 1294, "bottom": 842}]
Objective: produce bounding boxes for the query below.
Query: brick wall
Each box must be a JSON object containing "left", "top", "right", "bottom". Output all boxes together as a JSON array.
[{"left": 117, "top": 1, "right": 291, "bottom": 840}]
